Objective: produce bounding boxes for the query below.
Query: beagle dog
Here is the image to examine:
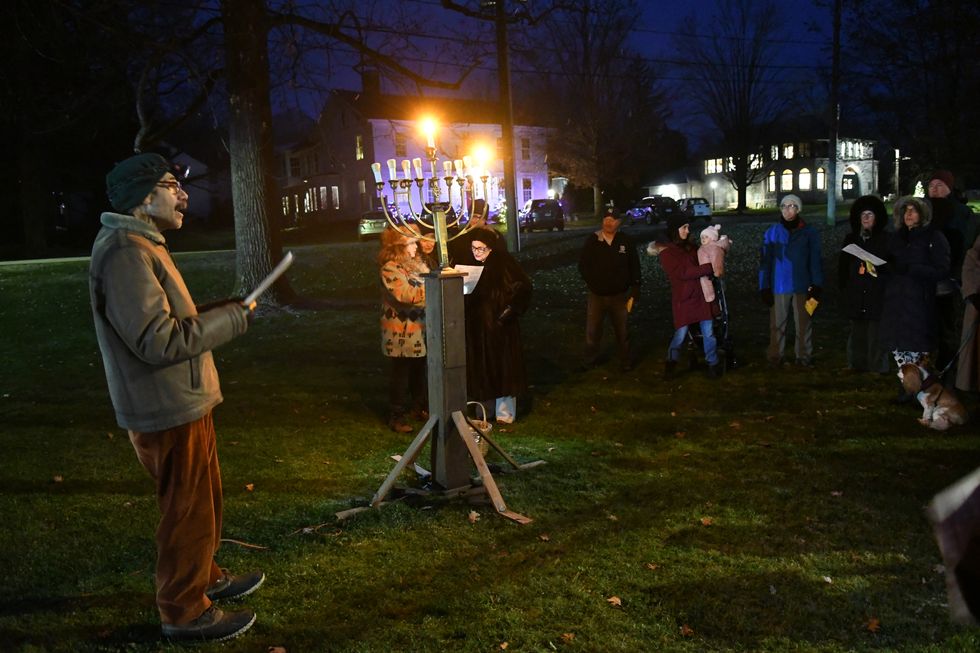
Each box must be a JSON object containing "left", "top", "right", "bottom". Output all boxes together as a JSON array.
[{"left": 899, "top": 364, "right": 968, "bottom": 431}]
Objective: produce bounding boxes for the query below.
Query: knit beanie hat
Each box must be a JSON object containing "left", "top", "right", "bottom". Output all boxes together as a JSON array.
[
  {"left": 779, "top": 194, "right": 803, "bottom": 212},
  {"left": 106, "top": 153, "right": 171, "bottom": 212},
  {"left": 929, "top": 169, "right": 955, "bottom": 192}
]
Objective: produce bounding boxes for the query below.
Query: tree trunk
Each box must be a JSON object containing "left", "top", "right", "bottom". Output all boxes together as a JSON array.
[
  {"left": 593, "top": 184, "right": 602, "bottom": 218},
  {"left": 222, "top": 0, "right": 294, "bottom": 305}
]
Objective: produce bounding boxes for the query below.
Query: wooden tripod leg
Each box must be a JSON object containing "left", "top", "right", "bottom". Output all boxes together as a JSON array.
[
  {"left": 370, "top": 415, "right": 437, "bottom": 507},
  {"left": 452, "top": 411, "right": 508, "bottom": 512}
]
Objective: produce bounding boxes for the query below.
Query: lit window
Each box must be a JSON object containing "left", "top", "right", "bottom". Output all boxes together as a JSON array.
[
  {"left": 771, "top": 145, "right": 779, "bottom": 160},
  {"left": 768, "top": 171, "right": 776, "bottom": 192},
  {"left": 522, "top": 178, "right": 532, "bottom": 202},
  {"left": 781, "top": 169, "right": 793, "bottom": 190},
  {"left": 355, "top": 135, "right": 364, "bottom": 161},
  {"left": 521, "top": 138, "right": 531, "bottom": 161},
  {"left": 783, "top": 143, "right": 794, "bottom": 159},
  {"left": 318, "top": 187, "right": 327, "bottom": 208},
  {"left": 843, "top": 177, "right": 854, "bottom": 191},
  {"left": 395, "top": 133, "right": 407, "bottom": 157},
  {"left": 281, "top": 196, "right": 289, "bottom": 216},
  {"left": 749, "top": 153, "right": 763, "bottom": 170},
  {"left": 799, "top": 168, "right": 812, "bottom": 191},
  {"left": 358, "top": 180, "right": 366, "bottom": 194},
  {"left": 816, "top": 168, "right": 826, "bottom": 190},
  {"left": 798, "top": 142, "right": 811, "bottom": 158},
  {"left": 331, "top": 186, "right": 340, "bottom": 210},
  {"left": 726, "top": 157, "right": 734, "bottom": 172}
]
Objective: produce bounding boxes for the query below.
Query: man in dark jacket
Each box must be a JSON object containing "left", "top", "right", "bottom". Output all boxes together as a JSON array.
[
  {"left": 578, "top": 208, "right": 641, "bottom": 371},
  {"left": 89, "top": 153, "right": 262, "bottom": 643}
]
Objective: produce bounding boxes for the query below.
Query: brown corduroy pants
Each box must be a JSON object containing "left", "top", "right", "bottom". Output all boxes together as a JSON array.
[{"left": 129, "top": 411, "right": 223, "bottom": 625}]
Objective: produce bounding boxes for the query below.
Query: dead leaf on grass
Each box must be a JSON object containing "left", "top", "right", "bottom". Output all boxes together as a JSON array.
[
  {"left": 675, "top": 431, "right": 686, "bottom": 438},
  {"left": 728, "top": 421, "right": 741, "bottom": 429},
  {"left": 560, "top": 633, "right": 575, "bottom": 643},
  {"left": 830, "top": 490, "right": 843, "bottom": 497},
  {"left": 614, "top": 442, "right": 623, "bottom": 447},
  {"left": 606, "top": 596, "right": 622, "bottom": 607},
  {"left": 645, "top": 562, "right": 660, "bottom": 571},
  {"left": 52, "top": 475, "right": 63, "bottom": 483},
  {"left": 468, "top": 510, "right": 480, "bottom": 524},
  {"left": 670, "top": 411, "right": 677, "bottom": 417},
  {"left": 607, "top": 514, "right": 619, "bottom": 521},
  {"left": 680, "top": 624, "right": 694, "bottom": 636},
  {"left": 538, "top": 534, "right": 550, "bottom": 542},
  {"left": 499, "top": 643, "right": 508, "bottom": 650},
  {"left": 268, "top": 647, "right": 287, "bottom": 653},
  {"left": 590, "top": 405, "right": 597, "bottom": 413},
  {"left": 245, "top": 483, "right": 255, "bottom": 492},
  {"left": 822, "top": 576, "right": 833, "bottom": 584},
  {"left": 700, "top": 517, "right": 714, "bottom": 526},
  {"left": 106, "top": 432, "right": 114, "bottom": 439},
  {"left": 866, "top": 617, "right": 881, "bottom": 633}
]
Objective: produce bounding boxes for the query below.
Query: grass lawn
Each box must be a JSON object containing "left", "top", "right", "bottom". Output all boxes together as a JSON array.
[{"left": 2, "top": 220, "right": 979, "bottom": 652}]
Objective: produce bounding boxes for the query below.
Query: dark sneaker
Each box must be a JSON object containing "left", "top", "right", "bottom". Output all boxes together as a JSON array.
[
  {"left": 162, "top": 605, "right": 256, "bottom": 642},
  {"left": 206, "top": 570, "right": 265, "bottom": 601}
]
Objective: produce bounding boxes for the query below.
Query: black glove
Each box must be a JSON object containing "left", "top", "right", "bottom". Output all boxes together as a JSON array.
[
  {"left": 496, "top": 305, "right": 515, "bottom": 325},
  {"left": 968, "top": 293, "right": 980, "bottom": 312},
  {"left": 807, "top": 286, "right": 823, "bottom": 302},
  {"left": 760, "top": 288, "right": 774, "bottom": 307}
]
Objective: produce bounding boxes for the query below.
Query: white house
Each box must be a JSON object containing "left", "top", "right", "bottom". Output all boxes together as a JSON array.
[
  {"left": 276, "top": 81, "right": 555, "bottom": 227},
  {"left": 647, "top": 136, "right": 880, "bottom": 210}
]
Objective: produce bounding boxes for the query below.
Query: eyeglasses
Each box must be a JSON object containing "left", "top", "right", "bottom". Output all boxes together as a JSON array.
[
  {"left": 156, "top": 180, "right": 183, "bottom": 193},
  {"left": 471, "top": 245, "right": 489, "bottom": 254},
  {"left": 780, "top": 203, "right": 798, "bottom": 210}
]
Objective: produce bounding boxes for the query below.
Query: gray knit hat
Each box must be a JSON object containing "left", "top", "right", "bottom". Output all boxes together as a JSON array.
[
  {"left": 779, "top": 194, "right": 803, "bottom": 212},
  {"left": 106, "top": 153, "right": 170, "bottom": 212}
]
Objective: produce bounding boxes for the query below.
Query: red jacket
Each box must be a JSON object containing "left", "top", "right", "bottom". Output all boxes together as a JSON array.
[{"left": 659, "top": 241, "right": 715, "bottom": 328}]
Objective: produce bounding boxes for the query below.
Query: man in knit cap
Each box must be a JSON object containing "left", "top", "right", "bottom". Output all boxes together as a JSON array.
[{"left": 89, "top": 153, "right": 262, "bottom": 642}]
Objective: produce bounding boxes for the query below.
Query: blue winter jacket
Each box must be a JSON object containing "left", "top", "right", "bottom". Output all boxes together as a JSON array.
[{"left": 758, "top": 220, "right": 824, "bottom": 294}]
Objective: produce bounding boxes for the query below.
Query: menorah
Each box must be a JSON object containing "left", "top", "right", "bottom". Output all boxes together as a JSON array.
[{"left": 351, "top": 130, "right": 540, "bottom": 525}]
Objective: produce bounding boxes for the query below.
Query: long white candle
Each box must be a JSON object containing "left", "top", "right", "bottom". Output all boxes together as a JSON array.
[
  {"left": 412, "top": 157, "right": 423, "bottom": 179},
  {"left": 443, "top": 161, "right": 453, "bottom": 177},
  {"left": 371, "top": 162, "right": 382, "bottom": 183},
  {"left": 401, "top": 159, "right": 411, "bottom": 179},
  {"left": 387, "top": 159, "right": 397, "bottom": 181}
]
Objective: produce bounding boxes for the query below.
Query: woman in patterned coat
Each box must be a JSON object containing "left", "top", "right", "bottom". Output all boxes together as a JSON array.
[{"left": 378, "top": 228, "right": 429, "bottom": 432}]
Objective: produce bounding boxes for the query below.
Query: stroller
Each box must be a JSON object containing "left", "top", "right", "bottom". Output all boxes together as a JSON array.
[{"left": 685, "top": 278, "right": 737, "bottom": 372}]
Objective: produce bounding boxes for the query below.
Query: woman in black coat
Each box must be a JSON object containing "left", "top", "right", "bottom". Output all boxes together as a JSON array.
[
  {"left": 879, "top": 196, "right": 951, "bottom": 382},
  {"left": 463, "top": 227, "right": 532, "bottom": 423},
  {"left": 838, "top": 195, "right": 890, "bottom": 373}
]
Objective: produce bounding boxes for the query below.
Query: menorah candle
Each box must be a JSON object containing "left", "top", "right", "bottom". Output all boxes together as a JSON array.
[
  {"left": 443, "top": 161, "right": 453, "bottom": 177},
  {"left": 412, "top": 158, "right": 423, "bottom": 178},
  {"left": 462, "top": 155, "right": 473, "bottom": 173},
  {"left": 387, "top": 159, "right": 397, "bottom": 181},
  {"left": 371, "top": 162, "right": 383, "bottom": 183},
  {"left": 454, "top": 159, "right": 464, "bottom": 176},
  {"left": 402, "top": 159, "right": 411, "bottom": 179}
]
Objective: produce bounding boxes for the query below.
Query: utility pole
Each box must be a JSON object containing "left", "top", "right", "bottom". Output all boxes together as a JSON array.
[
  {"left": 826, "top": 0, "right": 841, "bottom": 226},
  {"left": 495, "top": 0, "right": 520, "bottom": 251}
]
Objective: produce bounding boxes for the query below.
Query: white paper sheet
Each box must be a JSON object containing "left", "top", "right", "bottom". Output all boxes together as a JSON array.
[
  {"left": 842, "top": 243, "right": 886, "bottom": 266},
  {"left": 454, "top": 264, "right": 484, "bottom": 295}
]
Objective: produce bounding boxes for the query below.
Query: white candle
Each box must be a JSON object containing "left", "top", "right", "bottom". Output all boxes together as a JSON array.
[
  {"left": 387, "top": 159, "right": 397, "bottom": 181},
  {"left": 454, "top": 159, "right": 464, "bottom": 176},
  {"left": 443, "top": 161, "right": 453, "bottom": 177},
  {"left": 426, "top": 132, "right": 435, "bottom": 149},
  {"left": 462, "top": 155, "right": 473, "bottom": 173},
  {"left": 371, "top": 162, "right": 382, "bottom": 183},
  {"left": 401, "top": 159, "right": 411, "bottom": 179},
  {"left": 412, "top": 157, "right": 423, "bottom": 178}
]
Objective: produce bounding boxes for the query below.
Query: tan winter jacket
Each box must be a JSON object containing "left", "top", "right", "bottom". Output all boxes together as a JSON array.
[{"left": 89, "top": 213, "right": 250, "bottom": 432}]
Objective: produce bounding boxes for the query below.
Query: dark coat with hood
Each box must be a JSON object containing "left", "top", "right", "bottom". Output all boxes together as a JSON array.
[
  {"left": 463, "top": 229, "right": 532, "bottom": 401},
  {"left": 838, "top": 195, "right": 889, "bottom": 321},
  {"left": 660, "top": 217, "right": 715, "bottom": 328},
  {"left": 879, "top": 196, "right": 951, "bottom": 352}
]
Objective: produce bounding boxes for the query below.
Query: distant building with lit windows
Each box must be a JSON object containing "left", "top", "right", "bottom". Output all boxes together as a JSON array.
[
  {"left": 274, "top": 75, "right": 555, "bottom": 228},
  {"left": 647, "top": 133, "right": 879, "bottom": 210}
]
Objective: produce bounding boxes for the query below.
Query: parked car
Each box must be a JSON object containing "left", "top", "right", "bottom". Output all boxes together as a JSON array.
[
  {"left": 519, "top": 199, "right": 565, "bottom": 232},
  {"left": 676, "top": 197, "right": 712, "bottom": 221},
  {"left": 358, "top": 209, "right": 389, "bottom": 240},
  {"left": 625, "top": 196, "right": 679, "bottom": 226}
]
